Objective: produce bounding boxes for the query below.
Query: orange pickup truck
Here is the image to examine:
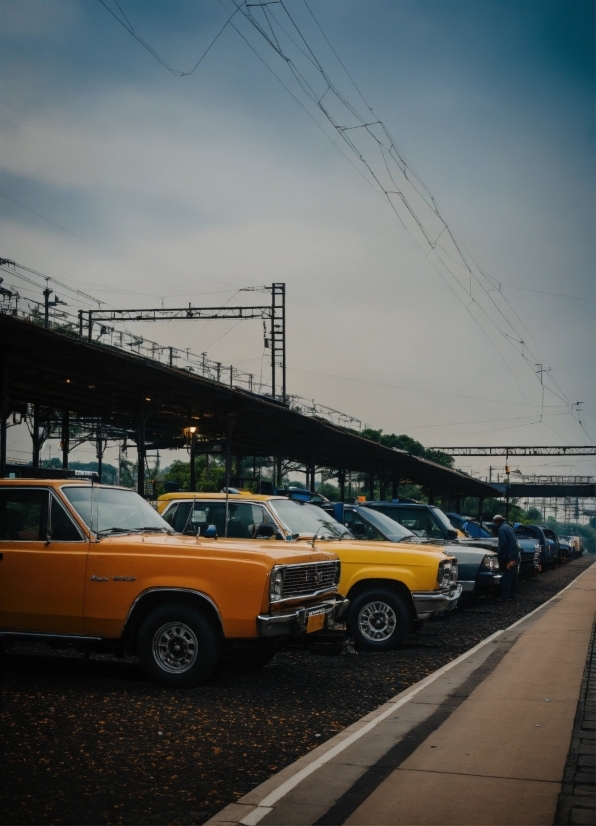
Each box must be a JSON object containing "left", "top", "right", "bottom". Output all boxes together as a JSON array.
[{"left": 0, "top": 480, "right": 346, "bottom": 687}]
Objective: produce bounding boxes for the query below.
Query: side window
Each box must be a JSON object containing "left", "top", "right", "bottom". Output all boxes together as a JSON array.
[
  {"left": 50, "top": 496, "right": 84, "bottom": 541},
  {"left": 165, "top": 500, "right": 274, "bottom": 538},
  {"left": 162, "top": 503, "right": 178, "bottom": 526},
  {"left": 172, "top": 502, "right": 193, "bottom": 533},
  {"left": 0, "top": 488, "right": 49, "bottom": 541}
]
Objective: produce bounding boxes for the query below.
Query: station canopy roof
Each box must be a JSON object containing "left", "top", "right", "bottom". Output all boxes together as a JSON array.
[{"left": 1, "top": 315, "right": 499, "bottom": 498}]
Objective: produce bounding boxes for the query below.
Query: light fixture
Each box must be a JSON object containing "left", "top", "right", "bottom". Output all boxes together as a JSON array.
[{"left": 145, "top": 397, "right": 151, "bottom": 401}]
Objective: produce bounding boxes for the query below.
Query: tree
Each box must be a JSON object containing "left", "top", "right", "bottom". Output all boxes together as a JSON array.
[{"left": 359, "top": 428, "right": 454, "bottom": 468}]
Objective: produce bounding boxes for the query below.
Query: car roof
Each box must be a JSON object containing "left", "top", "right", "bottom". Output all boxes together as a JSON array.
[
  {"left": 0, "top": 478, "right": 87, "bottom": 488},
  {"left": 158, "top": 492, "right": 286, "bottom": 503},
  {"left": 362, "top": 501, "right": 429, "bottom": 508},
  {"left": 0, "top": 479, "right": 136, "bottom": 491}
]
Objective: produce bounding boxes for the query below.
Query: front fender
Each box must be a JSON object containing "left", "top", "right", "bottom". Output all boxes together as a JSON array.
[{"left": 340, "top": 563, "right": 424, "bottom": 598}]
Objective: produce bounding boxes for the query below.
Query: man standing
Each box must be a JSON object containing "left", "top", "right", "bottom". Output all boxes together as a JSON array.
[{"left": 494, "top": 514, "right": 520, "bottom": 602}]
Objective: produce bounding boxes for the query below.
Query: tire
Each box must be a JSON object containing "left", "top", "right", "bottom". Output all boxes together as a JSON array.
[
  {"left": 348, "top": 588, "right": 412, "bottom": 651},
  {"left": 137, "top": 602, "right": 221, "bottom": 689}
]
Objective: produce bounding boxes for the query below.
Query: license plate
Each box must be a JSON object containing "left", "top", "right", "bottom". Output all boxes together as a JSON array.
[{"left": 307, "top": 612, "right": 326, "bottom": 633}]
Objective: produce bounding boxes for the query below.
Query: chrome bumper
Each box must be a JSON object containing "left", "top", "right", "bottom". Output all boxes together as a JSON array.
[
  {"left": 412, "top": 584, "right": 462, "bottom": 618},
  {"left": 257, "top": 596, "right": 349, "bottom": 638}
]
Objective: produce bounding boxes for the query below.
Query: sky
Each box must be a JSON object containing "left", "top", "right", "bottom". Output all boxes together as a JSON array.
[{"left": 1, "top": 0, "right": 594, "bottom": 481}]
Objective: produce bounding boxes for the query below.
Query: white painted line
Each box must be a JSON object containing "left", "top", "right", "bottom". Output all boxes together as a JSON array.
[
  {"left": 239, "top": 629, "right": 504, "bottom": 824},
  {"left": 239, "top": 560, "right": 595, "bottom": 826},
  {"left": 240, "top": 807, "right": 273, "bottom": 826},
  {"left": 506, "top": 560, "right": 595, "bottom": 631}
]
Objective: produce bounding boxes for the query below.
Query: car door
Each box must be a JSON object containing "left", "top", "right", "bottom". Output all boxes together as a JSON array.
[{"left": 0, "top": 487, "right": 88, "bottom": 634}]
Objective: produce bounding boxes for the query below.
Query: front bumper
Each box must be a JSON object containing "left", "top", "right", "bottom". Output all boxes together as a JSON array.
[
  {"left": 412, "top": 584, "right": 462, "bottom": 618},
  {"left": 475, "top": 571, "right": 502, "bottom": 594},
  {"left": 257, "top": 596, "right": 349, "bottom": 638}
]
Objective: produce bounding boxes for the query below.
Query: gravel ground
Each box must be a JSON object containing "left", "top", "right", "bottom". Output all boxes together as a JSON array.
[{"left": 1, "top": 555, "right": 593, "bottom": 826}]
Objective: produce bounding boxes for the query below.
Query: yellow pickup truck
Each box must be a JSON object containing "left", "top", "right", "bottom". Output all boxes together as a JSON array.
[
  {"left": 157, "top": 492, "right": 461, "bottom": 651},
  {"left": 0, "top": 480, "right": 346, "bottom": 687}
]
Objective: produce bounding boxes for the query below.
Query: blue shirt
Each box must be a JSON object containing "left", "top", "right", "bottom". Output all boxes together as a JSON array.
[{"left": 497, "top": 522, "right": 520, "bottom": 564}]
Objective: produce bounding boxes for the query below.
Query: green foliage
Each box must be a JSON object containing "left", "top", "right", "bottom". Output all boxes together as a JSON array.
[
  {"left": 525, "top": 507, "right": 543, "bottom": 523},
  {"left": 359, "top": 428, "right": 454, "bottom": 468},
  {"left": 41, "top": 458, "right": 118, "bottom": 485},
  {"left": 317, "top": 482, "right": 340, "bottom": 501},
  {"left": 162, "top": 457, "right": 226, "bottom": 493}
]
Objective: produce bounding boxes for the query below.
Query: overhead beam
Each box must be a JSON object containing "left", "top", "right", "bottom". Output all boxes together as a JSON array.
[{"left": 428, "top": 446, "right": 596, "bottom": 457}]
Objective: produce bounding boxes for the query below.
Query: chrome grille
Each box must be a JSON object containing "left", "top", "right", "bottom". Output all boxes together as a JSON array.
[{"left": 281, "top": 561, "right": 339, "bottom": 599}]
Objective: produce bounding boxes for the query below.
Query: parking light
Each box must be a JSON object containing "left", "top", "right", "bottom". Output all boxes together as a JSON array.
[{"left": 269, "top": 567, "right": 285, "bottom": 601}]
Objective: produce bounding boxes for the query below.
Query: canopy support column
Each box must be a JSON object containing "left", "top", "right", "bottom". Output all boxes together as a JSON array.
[
  {"left": 32, "top": 403, "right": 41, "bottom": 468},
  {"left": 61, "top": 411, "right": 69, "bottom": 469},
  {"left": 0, "top": 356, "right": 7, "bottom": 478},
  {"left": 137, "top": 403, "right": 145, "bottom": 497},
  {"left": 189, "top": 430, "right": 197, "bottom": 492}
]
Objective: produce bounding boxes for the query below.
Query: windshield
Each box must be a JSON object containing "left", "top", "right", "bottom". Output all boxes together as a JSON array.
[
  {"left": 353, "top": 508, "right": 415, "bottom": 542},
  {"left": 63, "top": 486, "right": 173, "bottom": 535},
  {"left": 269, "top": 499, "right": 351, "bottom": 539}
]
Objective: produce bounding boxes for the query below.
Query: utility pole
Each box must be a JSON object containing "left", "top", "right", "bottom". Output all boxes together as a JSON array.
[
  {"left": 86, "top": 284, "right": 287, "bottom": 401},
  {"left": 43, "top": 287, "right": 66, "bottom": 329}
]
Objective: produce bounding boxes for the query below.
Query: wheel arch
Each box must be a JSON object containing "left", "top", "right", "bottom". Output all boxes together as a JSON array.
[
  {"left": 346, "top": 578, "right": 416, "bottom": 620},
  {"left": 122, "top": 588, "right": 224, "bottom": 652}
]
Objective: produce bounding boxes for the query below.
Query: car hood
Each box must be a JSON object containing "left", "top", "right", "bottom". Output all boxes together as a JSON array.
[
  {"left": 313, "top": 538, "right": 455, "bottom": 564},
  {"left": 95, "top": 532, "right": 339, "bottom": 566}
]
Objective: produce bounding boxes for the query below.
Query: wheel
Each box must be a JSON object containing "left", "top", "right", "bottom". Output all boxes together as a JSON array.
[
  {"left": 348, "top": 589, "right": 412, "bottom": 651},
  {"left": 137, "top": 602, "right": 221, "bottom": 688}
]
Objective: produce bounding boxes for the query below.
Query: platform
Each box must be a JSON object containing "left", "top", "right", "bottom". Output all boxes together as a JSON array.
[{"left": 207, "top": 563, "right": 596, "bottom": 826}]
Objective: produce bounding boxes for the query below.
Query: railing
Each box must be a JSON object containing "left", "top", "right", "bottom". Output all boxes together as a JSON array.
[{"left": 0, "top": 294, "right": 362, "bottom": 431}]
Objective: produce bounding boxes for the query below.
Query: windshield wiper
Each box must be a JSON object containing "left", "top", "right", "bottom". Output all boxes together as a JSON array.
[
  {"left": 97, "top": 527, "right": 136, "bottom": 536},
  {"left": 139, "top": 526, "right": 173, "bottom": 533},
  {"left": 98, "top": 526, "right": 172, "bottom": 536}
]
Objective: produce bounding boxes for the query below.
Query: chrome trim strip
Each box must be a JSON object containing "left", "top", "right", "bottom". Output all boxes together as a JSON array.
[
  {"left": 270, "top": 586, "right": 338, "bottom": 606},
  {"left": 0, "top": 631, "right": 102, "bottom": 641},
  {"left": 123, "top": 586, "right": 224, "bottom": 630}
]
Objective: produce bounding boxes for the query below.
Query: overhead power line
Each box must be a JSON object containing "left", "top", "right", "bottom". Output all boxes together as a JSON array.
[
  {"left": 0, "top": 191, "right": 93, "bottom": 245},
  {"left": 97, "top": 0, "right": 240, "bottom": 76},
  {"left": 213, "top": 0, "right": 590, "bottom": 437}
]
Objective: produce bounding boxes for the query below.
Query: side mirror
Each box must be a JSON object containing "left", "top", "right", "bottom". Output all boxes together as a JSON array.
[
  {"left": 203, "top": 524, "right": 218, "bottom": 539},
  {"left": 254, "top": 524, "right": 275, "bottom": 539},
  {"left": 447, "top": 529, "right": 458, "bottom": 540}
]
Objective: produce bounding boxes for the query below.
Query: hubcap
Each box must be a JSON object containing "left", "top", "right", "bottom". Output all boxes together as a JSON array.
[
  {"left": 358, "top": 601, "right": 397, "bottom": 642},
  {"left": 153, "top": 622, "right": 198, "bottom": 673}
]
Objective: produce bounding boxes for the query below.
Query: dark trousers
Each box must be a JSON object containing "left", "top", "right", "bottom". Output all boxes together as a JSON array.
[{"left": 500, "top": 564, "right": 518, "bottom": 600}]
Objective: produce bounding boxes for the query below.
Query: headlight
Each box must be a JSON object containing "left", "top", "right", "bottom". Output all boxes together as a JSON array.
[
  {"left": 438, "top": 560, "right": 452, "bottom": 588},
  {"left": 269, "top": 567, "right": 285, "bottom": 601},
  {"left": 482, "top": 554, "right": 498, "bottom": 571}
]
